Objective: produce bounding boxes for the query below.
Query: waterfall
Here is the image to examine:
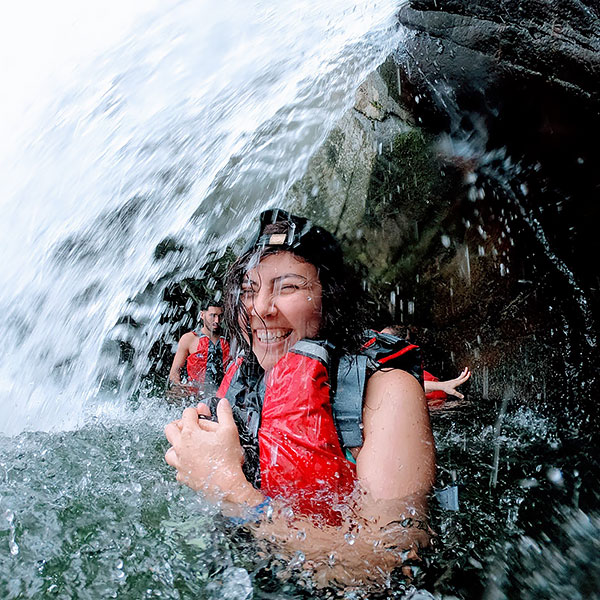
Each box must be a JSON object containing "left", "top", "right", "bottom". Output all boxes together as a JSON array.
[{"left": 0, "top": 0, "right": 406, "bottom": 435}]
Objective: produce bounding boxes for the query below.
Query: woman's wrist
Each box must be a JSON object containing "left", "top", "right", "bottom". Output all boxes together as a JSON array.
[{"left": 224, "top": 474, "right": 265, "bottom": 506}]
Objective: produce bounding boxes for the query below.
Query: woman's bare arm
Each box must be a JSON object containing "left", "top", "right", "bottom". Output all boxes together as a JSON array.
[
  {"left": 357, "top": 368, "right": 435, "bottom": 505},
  {"left": 424, "top": 367, "right": 471, "bottom": 399}
]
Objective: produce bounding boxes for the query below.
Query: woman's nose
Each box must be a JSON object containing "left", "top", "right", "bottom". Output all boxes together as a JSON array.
[{"left": 251, "top": 288, "right": 276, "bottom": 318}]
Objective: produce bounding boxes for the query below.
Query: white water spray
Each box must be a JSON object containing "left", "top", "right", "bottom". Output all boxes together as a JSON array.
[{"left": 0, "top": 0, "right": 406, "bottom": 435}]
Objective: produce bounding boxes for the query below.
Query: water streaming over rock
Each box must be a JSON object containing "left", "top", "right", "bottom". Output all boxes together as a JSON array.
[{"left": 0, "top": 0, "right": 403, "bottom": 436}]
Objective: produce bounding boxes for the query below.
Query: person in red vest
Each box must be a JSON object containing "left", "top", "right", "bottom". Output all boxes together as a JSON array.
[
  {"left": 381, "top": 324, "right": 471, "bottom": 408},
  {"left": 168, "top": 302, "right": 230, "bottom": 399},
  {"left": 164, "top": 209, "right": 435, "bottom": 588}
]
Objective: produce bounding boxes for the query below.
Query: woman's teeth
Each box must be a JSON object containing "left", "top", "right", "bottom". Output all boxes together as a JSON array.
[{"left": 255, "top": 329, "right": 292, "bottom": 343}]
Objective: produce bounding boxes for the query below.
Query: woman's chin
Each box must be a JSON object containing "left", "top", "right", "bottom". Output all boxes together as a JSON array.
[{"left": 253, "top": 338, "right": 295, "bottom": 371}]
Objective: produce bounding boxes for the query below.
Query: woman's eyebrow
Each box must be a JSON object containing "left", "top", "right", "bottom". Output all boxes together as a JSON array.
[{"left": 272, "top": 274, "right": 309, "bottom": 283}]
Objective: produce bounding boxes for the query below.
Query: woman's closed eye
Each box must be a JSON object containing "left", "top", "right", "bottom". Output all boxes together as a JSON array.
[
  {"left": 240, "top": 286, "right": 256, "bottom": 301},
  {"left": 278, "top": 283, "right": 301, "bottom": 294}
]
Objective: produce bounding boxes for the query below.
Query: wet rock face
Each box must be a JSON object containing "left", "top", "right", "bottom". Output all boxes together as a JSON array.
[
  {"left": 284, "top": 0, "right": 600, "bottom": 408},
  {"left": 395, "top": 0, "right": 600, "bottom": 193},
  {"left": 381, "top": 0, "right": 600, "bottom": 407},
  {"left": 285, "top": 71, "right": 415, "bottom": 239},
  {"left": 397, "top": 0, "right": 600, "bottom": 108},
  {"left": 395, "top": 0, "right": 600, "bottom": 186}
]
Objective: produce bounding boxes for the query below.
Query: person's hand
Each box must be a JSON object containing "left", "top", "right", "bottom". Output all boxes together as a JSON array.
[
  {"left": 164, "top": 399, "right": 252, "bottom": 503},
  {"left": 437, "top": 367, "right": 471, "bottom": 399}
]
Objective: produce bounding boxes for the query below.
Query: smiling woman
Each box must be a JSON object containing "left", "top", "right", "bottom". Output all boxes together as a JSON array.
[
  {"left": 164, "top": 209, "right": 436, "bottom": 588},
  {"left": 240, "top": 251, "right": 323, "bottom": 371}
]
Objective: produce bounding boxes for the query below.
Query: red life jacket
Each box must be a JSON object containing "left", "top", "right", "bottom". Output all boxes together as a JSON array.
[
  {"left": 217, "top": 334, "right": 422, "bottom": 523},
  {"left": 423, "top": 370, "right": 447, "bottom": 408},
  {"left": 218, "top": 342, "right": 355, "bottom": 523},
  {"left": 187, "top": 334, "right": 230, "bottom": 385},
  {"left": 259, "top": 346, "right": 357, "bottom": 521}
]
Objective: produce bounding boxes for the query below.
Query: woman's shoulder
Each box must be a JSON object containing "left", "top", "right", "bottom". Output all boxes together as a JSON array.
[{"left": 364, "top": 368, "right": 425, "bottom": 412}]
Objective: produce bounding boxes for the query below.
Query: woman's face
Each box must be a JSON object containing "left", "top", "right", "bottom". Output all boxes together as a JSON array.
[{"left": 240, "top": 251, "right": 322, "bottom": 371}]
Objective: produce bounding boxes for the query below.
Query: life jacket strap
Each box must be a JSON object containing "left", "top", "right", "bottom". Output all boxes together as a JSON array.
[
  {"left": 289, "top": 339, "right": 331, "bottom": 366},
  {"left": 332, "top": 354, "right": 368, "bottom": 448},
  {"left": 331, "top": 330, "right": 423, "bottom": 449}
]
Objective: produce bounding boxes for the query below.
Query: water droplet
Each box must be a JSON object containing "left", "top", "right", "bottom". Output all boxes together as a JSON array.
[
  {"left": 9, "top": 539, "right": 19, "bottom": 556},
  {"left": 547, "top": 467, "right": 564, "bottom": 486}
]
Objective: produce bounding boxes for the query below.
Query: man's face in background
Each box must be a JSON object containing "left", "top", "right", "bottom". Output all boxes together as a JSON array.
[{"left": 201, "top": 306, "right": 223, "bottom": 336}]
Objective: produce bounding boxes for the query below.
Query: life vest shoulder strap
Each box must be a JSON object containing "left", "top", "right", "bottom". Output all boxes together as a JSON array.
[
  {"left": 330, "top": 330, "right": 423, "bottom": 449},
  {"left": 332, "top": 354, "right": 369, "bottom": 448},
  {"left": 289, "top": 339, "right": 332, "bottom": 367}
]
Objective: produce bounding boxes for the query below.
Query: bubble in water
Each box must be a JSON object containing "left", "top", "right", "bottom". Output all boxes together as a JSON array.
[
  {"left": 209, "top": 567, "right": 253, "bottom": 600},
  {"left": 547, "top": 467, "right": 564, "bottom": 486}
]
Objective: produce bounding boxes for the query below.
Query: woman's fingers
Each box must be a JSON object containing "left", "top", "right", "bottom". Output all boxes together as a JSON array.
[
  {"left": 181, "top": 406, "right": 200, "bottom": 425},
  {"left": 216, "top": 397, "right": 236, "bottom": 427},
  {"left": 197, "top": 417, "right": 219, "bottom": 432},
  {"left": 181, "top": 405, "right": 219, "bottom": 432},
  {"left": 459, "top": 367, "right": 471, "bottom": 382},
  {"left": 165, "top": 446, "right": 180, "bottom": 469},
  {"left": 197, "top": 402, "right": 212, "bottom": 418},
  {"left": 165, "top": 421, "right": 182, "bottom": 445}
]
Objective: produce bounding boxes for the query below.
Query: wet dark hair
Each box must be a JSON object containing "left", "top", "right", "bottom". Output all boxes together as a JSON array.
[
  {"left": 201, "top": 300, "right": 223, "bottom": 311},
  {"left": 224, "top": 209, "right": 370, "bottom": 361},
  {"left": 384, "top": 323, "right": 423, "bottom": 344}
]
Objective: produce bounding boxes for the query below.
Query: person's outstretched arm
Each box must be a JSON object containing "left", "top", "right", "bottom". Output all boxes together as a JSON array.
[{"left": 424, "top": 367, "right": 471, "bottom": 399}]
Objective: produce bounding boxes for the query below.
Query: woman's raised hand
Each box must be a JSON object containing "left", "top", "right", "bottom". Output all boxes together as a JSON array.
[
  {"left": 437, "top": 367, "right": 472, "bottom": 399},
  {"left": 165, "top": 398, "right": 259, "bottom": 504}
]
